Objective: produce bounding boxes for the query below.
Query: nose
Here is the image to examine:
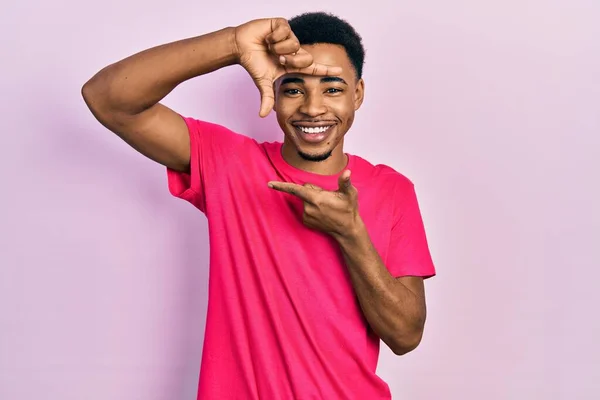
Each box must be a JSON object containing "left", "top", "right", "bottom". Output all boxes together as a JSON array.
[{"left": 298, "top": 92, "right": 327, "bottom": 117}]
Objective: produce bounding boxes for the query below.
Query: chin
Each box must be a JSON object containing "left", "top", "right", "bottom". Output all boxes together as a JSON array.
[
  {"left": 297, "top": 148, "right": 333, "bottom": 162},
  {"left": 280, "top": 122, "right": 344, "bottom": 162},
  {"left": 293, "top": 136, "right": 338, "bottom": 160}
]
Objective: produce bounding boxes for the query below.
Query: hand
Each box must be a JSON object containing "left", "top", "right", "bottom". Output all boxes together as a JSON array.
[
  {"left": 268, "top": 170, "right": 361, "bottom": 238},
  {"left": 234, "top": 18, "right": 343, "bottom": 118}
]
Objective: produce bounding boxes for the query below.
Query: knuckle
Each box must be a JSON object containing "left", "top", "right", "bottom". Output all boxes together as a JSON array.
[{"left": 277, "top": 18, "right": 291, "bottom": 31}]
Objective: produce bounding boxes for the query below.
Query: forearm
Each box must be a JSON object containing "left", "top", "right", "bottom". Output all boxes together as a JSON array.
[
  {"left": 83, "top": 27, "right": 239, "bottom": 115},
  {"left": 334, "top": 219, "right": 425, "bottom": 355}
]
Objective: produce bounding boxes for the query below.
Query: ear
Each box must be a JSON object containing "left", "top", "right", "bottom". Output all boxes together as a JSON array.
[{"left": 354, "top": 78, "right": 365, "bottom": 111}]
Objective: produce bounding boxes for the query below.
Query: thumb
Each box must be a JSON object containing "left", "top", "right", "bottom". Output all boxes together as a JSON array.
[
  {"left": 338, "top": 169, "right": 354, "bottom": 194},
  {"left": 255, "top": 77, "right": 275, "bottom": 118}
]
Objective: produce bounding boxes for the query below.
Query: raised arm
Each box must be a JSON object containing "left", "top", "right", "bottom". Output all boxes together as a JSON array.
[
  {"left": 81, "top": 27, "right": 238, "bottom": 172},
  {"left": 81, "top": 18, "right": 342, "bottom": 172}
]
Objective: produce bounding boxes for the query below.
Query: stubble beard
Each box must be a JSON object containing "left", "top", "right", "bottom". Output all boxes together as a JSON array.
[{"left": 297, "top": 149, "right": 333, "bottom": 162}]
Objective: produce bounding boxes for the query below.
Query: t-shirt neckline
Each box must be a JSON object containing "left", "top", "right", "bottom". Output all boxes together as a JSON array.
[{"left": 267, "top": 142, "right": 356, "bottom": 188}]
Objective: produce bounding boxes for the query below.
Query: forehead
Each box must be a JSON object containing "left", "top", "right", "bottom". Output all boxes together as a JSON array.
[
  {"left": 304, "top": 43, "right": 353, "bottom": 70},
  {"left": 282, "top": 43, "right": 356, "bottom": 83}
]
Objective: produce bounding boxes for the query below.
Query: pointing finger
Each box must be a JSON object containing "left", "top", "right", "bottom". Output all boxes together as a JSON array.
[{"left": 268, "top": 181, "right": 315, "bottom": 202}]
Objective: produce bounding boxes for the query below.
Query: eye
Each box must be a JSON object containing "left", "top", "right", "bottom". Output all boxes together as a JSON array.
[
  {"left": 326, "top": 88, "right": 343, "bottom": 94},
  {"left": 283, "top": 88, "right": 302, "bottom": 96}
]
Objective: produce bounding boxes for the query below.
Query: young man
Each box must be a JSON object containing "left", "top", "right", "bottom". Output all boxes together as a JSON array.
[{"left": 82, "top": 12, "right": 436, "bottom": 400}]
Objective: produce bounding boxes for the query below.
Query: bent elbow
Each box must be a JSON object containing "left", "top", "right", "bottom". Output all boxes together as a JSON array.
[
  {"left": 391, "top": 342, "right": 418, "bottom": 356},
  {"left": 81, "top": 71, "right": 109, "bottom": 101},
  {"left": 389, "top": 332, "right": 423, "bottom": 356},
  {"left": 81, "top": 78, "right": 94, "bottom": 101},
  {"left": 81, "top": 77, "right": 103, "bottom": 114},
  {"left": 81, "top": 73, "right": 118, "bottom": 125}
]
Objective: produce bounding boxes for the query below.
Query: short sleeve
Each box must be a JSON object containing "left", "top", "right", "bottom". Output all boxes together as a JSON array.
[
  {"left": 386, "top": 181, "right": 436, "bottom": 279},
  {"left": 166, "top": 116, "right": 245, "bottom": 213}
]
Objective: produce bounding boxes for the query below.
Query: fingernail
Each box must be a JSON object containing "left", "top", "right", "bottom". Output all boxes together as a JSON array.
[{"left": 279, "top": 55, "right": 286, "bottom": 65}]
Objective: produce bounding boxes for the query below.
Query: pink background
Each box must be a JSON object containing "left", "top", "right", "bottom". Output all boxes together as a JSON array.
[{"left": 1, "top": 0, "right": 599, "bottom": 399}]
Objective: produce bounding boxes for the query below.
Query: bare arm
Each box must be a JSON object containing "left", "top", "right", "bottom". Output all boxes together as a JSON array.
[
  {"left": 81, "top": 27, "right": 239, "bottom": 172},
  {"left": 268, "top": 172, "right": 429, "bottom": 355},
  {"left": 335, "top": 221, "right": 427, "bottom": 356},
  {"left": 82, "top": 18, "right": 342, "bottom": 172}
]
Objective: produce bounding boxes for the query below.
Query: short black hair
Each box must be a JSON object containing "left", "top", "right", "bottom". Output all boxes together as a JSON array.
[{"left": 289, "top": 12, "right": 365, "bottom": 79}]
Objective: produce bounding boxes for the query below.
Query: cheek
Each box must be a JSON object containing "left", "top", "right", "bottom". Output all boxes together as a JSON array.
[
  {"left": 276, "top": 96, "right": 298, "bottom": 113},
  {"left": 331, "top": 98, "right": 356, "bottom": 122},
  {"left": 275, "top": 99, "right": 292, "bottom": 122}
]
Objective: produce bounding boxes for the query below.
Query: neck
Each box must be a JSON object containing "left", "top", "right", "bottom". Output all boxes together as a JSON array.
[{"left": 281, "top": 140, "right": 348, "bottom": 175}]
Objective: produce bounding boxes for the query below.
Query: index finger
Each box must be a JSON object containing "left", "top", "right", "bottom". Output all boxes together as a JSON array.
[
  {"left": 280, "top": 49, "right": 342, "bottom": 76},
  {"left": 282, "top": 52, "right": 342, "bottom": 75},
  {"left": 268, "top": 181, "right": 315, "bottom": 202},
  {"left": 295, "top": 63, "right": 343, "bottom": 77}
]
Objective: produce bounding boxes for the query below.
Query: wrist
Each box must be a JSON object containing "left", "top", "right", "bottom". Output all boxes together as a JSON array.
[
  {"left": 333, "top": 214, "right": 365, "bottom": 244},
  {"left": 228, "top": 26, "right": 242, "bottom": 64}
]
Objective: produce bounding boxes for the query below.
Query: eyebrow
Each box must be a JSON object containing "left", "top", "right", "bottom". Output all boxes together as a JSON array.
[{"left": 280, "top": 76, "right": 348, "bottom": 85}]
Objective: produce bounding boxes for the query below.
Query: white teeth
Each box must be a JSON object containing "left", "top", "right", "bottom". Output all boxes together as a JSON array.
[{"left": 298, "top": 126, "right": 331, "bottom": 134}]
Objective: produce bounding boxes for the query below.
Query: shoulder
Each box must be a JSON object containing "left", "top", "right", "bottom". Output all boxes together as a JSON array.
[
  {"left": 184, "top": 117, "right": 245, "bottom": 138},
  {"left": 350, "top": 154, "right": 414, "bottom": 193},
  {"left": 183, "top": 117, "right": 259, "bottom": 150}
]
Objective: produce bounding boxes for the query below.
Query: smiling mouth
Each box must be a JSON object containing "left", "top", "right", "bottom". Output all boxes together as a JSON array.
[
  {"left": 295, "top": 125, "right": 334, "bottom": 134},
  {"left": 291, "top": 124, "right": 336, "bottom": 144}
]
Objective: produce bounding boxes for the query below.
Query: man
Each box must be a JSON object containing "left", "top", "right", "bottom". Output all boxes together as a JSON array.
[{"left": 82, "top": 12, "right": 436, "bottom": 400}]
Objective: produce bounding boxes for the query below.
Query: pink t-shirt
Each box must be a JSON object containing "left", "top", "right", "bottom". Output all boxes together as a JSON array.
[{"left": 167, "top": 117, "right": 436, "bottom": 399}]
